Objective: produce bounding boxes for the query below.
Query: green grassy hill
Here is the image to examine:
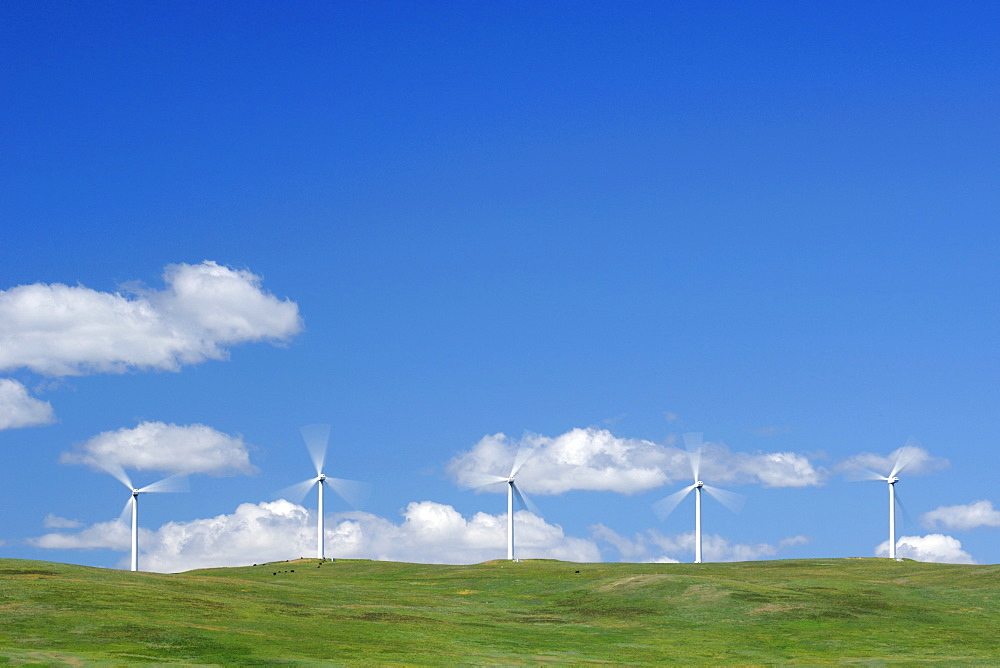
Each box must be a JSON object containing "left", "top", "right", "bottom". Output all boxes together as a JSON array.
[{"left": 1, "top": 557, "right": 998, "bottom": 664}]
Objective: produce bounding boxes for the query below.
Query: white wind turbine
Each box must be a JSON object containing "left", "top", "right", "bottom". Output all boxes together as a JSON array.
[
  {"left": 860, "top": 437, "right": 923, "bottom": 560},
  {"left": 467, "top": 445, "right": 539, "bottom": 561},
  {"left": 105, "top": 464, "right": 188, "bottom": 572},
  {"left": 278, "top": 424, "right": 369, "bottom": 560},
  {"left": 652, "top": 433, "right": 744, "bottom": 563}
]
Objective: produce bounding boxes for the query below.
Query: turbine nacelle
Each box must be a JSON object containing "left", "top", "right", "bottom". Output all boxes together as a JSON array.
[
  {"left": 887, "top": 476, "right": 899, "bottom": 484},
  {"left": 694, "top": 480, "right": 704, "bottom": 488}
]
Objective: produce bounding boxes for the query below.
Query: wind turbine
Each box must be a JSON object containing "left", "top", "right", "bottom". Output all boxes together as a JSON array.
[
  {"left": 652, "top": 433, "right": 744, "bottom": 563},
  {"left": 861, "top": 437, "right": 922, "bottom": 560},
  {"left": 278, "top": 424, "right": 368, "bottom": 560},
  {"left": 468, "top": 445, "right": 539, "bottom": 561},
  {"left": 105, "top": 464, "right": 188, "bottom": 572}
]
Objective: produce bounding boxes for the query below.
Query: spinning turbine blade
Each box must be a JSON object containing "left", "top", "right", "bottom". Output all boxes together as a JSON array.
[
  {"left": 325, "top": 477, "right": 371, "bottom": 509},
  {"left": 466, "top": 472, "right": 512, "bottom": 489},
  {"left": 511, "top": 482, "right": 540, "bottom": 516},
  {"left": 119, "top": 497, "right": 134, "bottom": 524},
  {"left": 509, "top": 445, "right": 537, "bottom": 479},
  {"left": 275, "top": 477, "right": 319, "bottom": 504},
  {"left": 138, "top": 474, "right": 189, "bottom": 494},
  {"left": 301, "top": 423, "right": 331, "bottom": 475},
  {"left": 103, "top": 462, "right": 134, "bottom": 490},
  {"left": 703, "top": 485, "right": 745, "bottom": 514},
  {"left": 890, "top": 437, "right": 922, "bottom": 477},
  {"left": 856, "top": 468, "right": 890, "bottom": 482},
  {"left": 652, "top": 485, "right": 696, "bottom": 521},
  {"left": 683, "top": 433, "right": 703, "bottom": 481},
  {"left": 894, "top": 486, "right": 913, "bottom": 529}
]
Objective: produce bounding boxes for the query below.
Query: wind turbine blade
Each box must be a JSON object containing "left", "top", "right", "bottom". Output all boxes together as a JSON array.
[
  {"left": 890, "top": 437, "right": 922, "bottom": 477},
  {"left": 703, "top": 484, "right": 745, "bottom": 514},
  {"left": 324, "top": 477, "right": 371, "bottom": 509},
  {"left": 138, "top": 474, "right": 189, "bottom": 494},
  {"left": 683, "top": 432, "right": 703, "bottom": 481},
  {"left": 102, "top": 462, "right": 134, "bottom": 490},
  {"left": 652, "top": 485, "right": 696, "bottom": 521},
  {"left": 511, "top": 482, "right": 541, "bottom": 516},
  {"left": 850, "top": 468, "right": 889, "bottom": 482},
  {"left": 894, "top": 488, "right": 913, "bottom": 530},
  {"left": 466, "top": 472, "right": 511, "bottom": 490},
  {"left": 275, "top": 477, "right": 319, "bottom": 504},
  {"left": 301, "top": 424, "right": 331, "bottom": 475},
  {"left": 509, "top": 445, "right": 537, "bottom": 479},
  {"left": 118, "top": 497, "right": 133, "bottom": 524}
]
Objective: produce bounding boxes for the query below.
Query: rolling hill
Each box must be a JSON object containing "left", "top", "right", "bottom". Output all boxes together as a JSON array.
[{"left": 1, "top": 557, "right": 998, "bottom": 664}]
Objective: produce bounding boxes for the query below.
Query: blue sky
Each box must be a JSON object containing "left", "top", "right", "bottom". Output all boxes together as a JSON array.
[{"left": 2, "top": 1, "right": 999, "bottom": 571}]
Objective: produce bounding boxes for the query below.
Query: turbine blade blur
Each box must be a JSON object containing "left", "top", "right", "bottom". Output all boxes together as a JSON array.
[
  {"left": 102, "top": 462, "right": 134, "bottom": 490},
  {"left": 703, "top": 484, "right": 745, "bottom": 514},
  {"left": 510, "top": 445, "right": 537, "bottom": 479},
  {"left": 890, "top": 437, "right": 923, "bottom": 477},
  {"left": 118, "top": 497, "right": 133, "bottom": 524},
  {"left": 275, "top": 477, "right": 319, "bottom": 504},
  {"left": 850, "top": 468, "right": 889, "bottom": 482},
  {"left": 652, "top": 485, "right": 696, "bottom": 521},
  {"left": 895, "top": 487, "right": 913, "bottom": 529},
  {"left": 511, "top": 482, "right": 541, "bottom": 516},
  {"left": 301, "top": 423, "right": 331, "bottom": 475},
  {"left": 138, "top": 474, "right": 189, "bottom": 494},
  {"left": 325, "top": 477, "right": 371, "bottom": 510},
  {"left": 683, "top": 432, "right": 703, "bottom": 481},
  {"left": 466, "top": 472, "right": 512, "bottom": 490}
]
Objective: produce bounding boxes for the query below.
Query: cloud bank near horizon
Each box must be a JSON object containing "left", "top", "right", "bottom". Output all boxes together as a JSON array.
[
  {"left": 876, "top": 534, "right": 975, "bottom": 564},
  {"left": 446, "top": 428, "right": 825, "bottom": 496},
  {"left": 591, "top": 523, "right": 809, "bottom": 563},
  {"left": 0, "top": 260, "right": 302, "bottom": 377},
  {"left": 29, "top": 500, "right": 600, "bottom": 572}
]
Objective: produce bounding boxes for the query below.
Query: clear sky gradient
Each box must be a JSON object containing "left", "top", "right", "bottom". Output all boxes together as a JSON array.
[{"left": 2, "top": 1, "right": 998, "bottom": 570}]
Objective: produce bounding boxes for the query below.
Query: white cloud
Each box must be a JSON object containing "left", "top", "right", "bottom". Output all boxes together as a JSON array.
[
  {"left": 0, "top": 378, "right": 55, "bottom": 430},
  {"left": 447, "top": 428, "right": 824, "bottom": 495},
  {"left": 0, "top": 261, "right": 302, "bottom": 377},
  {"left": 839, "top": 441, "right": 948, "bottom": 479},
  {"left": 60, "top": 421, "right": 257, "bottom": 477},
  {"left": 31, "top": 500, "right": 600, "bottom": 573},
  {"left": 921, "top": 500, "right": 1000, "bottom": 531},
  {"left": 875, "top": 534, "right": 975, "bottom": 564},
  {"left": 43, "top": 514, "right": 83, "bottom": 529},
  {"left": 591, "top": 524, "right": 808, "bottom": 563},
  {"left": 29, "top": 519, "right": 130, "bottom": 551}
]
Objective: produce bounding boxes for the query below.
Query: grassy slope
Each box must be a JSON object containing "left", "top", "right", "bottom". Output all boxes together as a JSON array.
[{"left": 1, "top": 557, "right": 999, "bottom": 665}]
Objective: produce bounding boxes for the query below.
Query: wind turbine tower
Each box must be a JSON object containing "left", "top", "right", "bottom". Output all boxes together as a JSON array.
[
  {"left": 277, "top": 424, "right": 368, "bottom": 561},
  {"left": 653, "top": 433, "right": 743, "bottom": 564},
  {"left": 105, "top": 464, "right": 187, "bottom": 572}
]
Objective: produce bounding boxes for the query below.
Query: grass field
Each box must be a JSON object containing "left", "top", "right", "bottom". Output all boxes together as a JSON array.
[{"left": 1, "top": 556, "right": 999, "bottom": 664}]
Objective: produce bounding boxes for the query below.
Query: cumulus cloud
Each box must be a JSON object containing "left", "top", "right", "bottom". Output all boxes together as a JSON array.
[
  {"left": 30, "top": 519, "right": 130, "bottom": 551},
  {"left": 31, "top": 500, "right": 600, "bottom": 572},
  {"left": 0, "top": 261, "right": 302, "bottom": 377},
  {"left": 60, "top": 421, "right": 257, "bottom": 477},
  {"left": 591, "top": 524, "right": 809, "bottom": 563},
  {"left": 839, "top": 439, "right": 948, "bottom": 479},
  {"left": 922, "top": 500, "right": 1000, "bottom": 531},
  {"left": 876, "top": 534, "right": 975, "bottom": 564},
  {"left": 0, "top": 378, "right": 55, "bottom": 430},
  {"left": 42, "top": 514, "right": 83, "bottom": 529},
  {"left": 447, "top": 428, "right": 824, "bottom": 495}
]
